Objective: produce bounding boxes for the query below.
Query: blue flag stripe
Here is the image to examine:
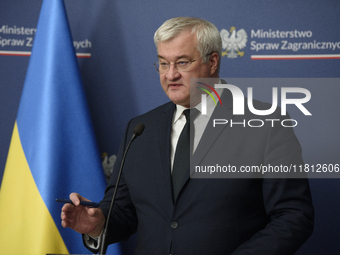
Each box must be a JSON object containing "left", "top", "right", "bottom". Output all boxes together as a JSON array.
[{"left": 15, "top": 0, "right": 108, "bottom": 253}]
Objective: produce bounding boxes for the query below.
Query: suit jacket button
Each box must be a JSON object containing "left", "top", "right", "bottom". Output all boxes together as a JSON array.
[{"left": 171, "top": 222, "right": 178, "bottom": 229}]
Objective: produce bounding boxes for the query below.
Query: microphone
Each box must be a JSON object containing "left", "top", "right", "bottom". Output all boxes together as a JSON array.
[
  {"left": 99, "top": 123, "right": 145, "bottom": 254},
  {"left": 132, "top": 122, "right": 145, "bottom": 137}
]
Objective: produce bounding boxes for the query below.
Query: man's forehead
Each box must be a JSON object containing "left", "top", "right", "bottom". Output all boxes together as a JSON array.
[
  {"left": 157, "top": 31, "right": 197, "bottom": 48},
  {"left": 160, "top": 29, "right": 195, "bottom": 44},
  {"left": 157, "top": 33, "right": 198, "bottom": 61}
]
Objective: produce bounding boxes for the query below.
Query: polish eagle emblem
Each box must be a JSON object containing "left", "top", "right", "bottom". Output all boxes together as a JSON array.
[
  {"left": 220, "top": 27, "right": 247, "bottom": 58},
  {"left": 102, "top": 152, "right": 117, "bottom": 182}
]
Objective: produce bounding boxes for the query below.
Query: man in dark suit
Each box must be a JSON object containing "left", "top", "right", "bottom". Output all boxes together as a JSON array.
[{"left": 61, "top": 17, "right": 314, "bottom": 254}]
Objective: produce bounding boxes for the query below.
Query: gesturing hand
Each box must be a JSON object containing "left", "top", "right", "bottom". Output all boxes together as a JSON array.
[{"left": 61, "top": 193, "right": 105, "bottom": 237}]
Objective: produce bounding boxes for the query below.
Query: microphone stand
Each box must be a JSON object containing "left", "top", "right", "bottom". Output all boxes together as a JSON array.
[{"left": 99, "top": 123, "right": 144, "bottom": 254}]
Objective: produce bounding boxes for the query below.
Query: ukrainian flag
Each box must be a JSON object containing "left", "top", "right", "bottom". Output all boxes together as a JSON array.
[{"left": 0, "top": 0, "right": 119, "bottom": 254}]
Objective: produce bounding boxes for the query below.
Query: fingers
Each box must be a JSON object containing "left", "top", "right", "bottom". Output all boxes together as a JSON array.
[
  {"left": 69, "top": 192, "right": 93, "bottom": 206},
  {"left": 60, "top": 193, "right": 103, "bottom": 234},
  {"left": 60, "top": 203, "right": 105, "bottom": 235},
  {"left": 87, "top": 207, "right": 96, "bottom": 216},
  {"left": 60, "top": 193, "right": 84, "bottom": 229},
  {"left": 87, "top": 207, "right": 103, "bottom": 217},
  {"left": 69, "top": 192, "right": 82, "bottom": 206},
  {"left": 60, "top": 211, "right": 69, "bottom": 228},
  {"left": 60, "top": 209, "right": 74, "bottom": 228}
]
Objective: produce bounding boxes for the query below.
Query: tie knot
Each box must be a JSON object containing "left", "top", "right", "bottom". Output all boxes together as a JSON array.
[{"left": 183, "top": 108, "right": 199, "bottom": 122}]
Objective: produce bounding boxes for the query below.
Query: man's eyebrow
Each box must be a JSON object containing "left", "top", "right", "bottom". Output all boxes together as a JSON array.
[{"left": 157, "top": 54, "right": 191, "bottom": 60}]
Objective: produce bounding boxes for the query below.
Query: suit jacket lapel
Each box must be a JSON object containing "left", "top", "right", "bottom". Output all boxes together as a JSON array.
[{"left": 192, "top": 89, "right": 234, "bottom": 167}]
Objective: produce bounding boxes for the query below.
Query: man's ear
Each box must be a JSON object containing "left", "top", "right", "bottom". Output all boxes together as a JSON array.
[{"left": 209, "top": 52, "right": 219, "bottom": 76}]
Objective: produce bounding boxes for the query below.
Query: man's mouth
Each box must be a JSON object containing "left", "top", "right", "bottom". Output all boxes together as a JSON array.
[{"left": 169, "top": 83, "right": 182, "bottom": 88}]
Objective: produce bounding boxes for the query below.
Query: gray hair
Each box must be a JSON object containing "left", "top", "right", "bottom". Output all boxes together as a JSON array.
[{"left": 154, "top": 17, "right": 222, "bottom": 73}]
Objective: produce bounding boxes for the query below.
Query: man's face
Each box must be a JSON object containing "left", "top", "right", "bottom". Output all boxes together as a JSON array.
[{"left": 157, "top": 31, "right": 218, "bottom": 108}]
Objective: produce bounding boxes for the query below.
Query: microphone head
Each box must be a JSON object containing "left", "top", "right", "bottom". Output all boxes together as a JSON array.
[{"left": 133, "top": 123, "right": 145, "bottom": 136}]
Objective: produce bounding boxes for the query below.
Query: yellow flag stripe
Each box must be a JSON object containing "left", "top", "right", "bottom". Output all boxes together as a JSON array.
[{"left": 0, "top": 122, "right": 69, "bottom": 255}]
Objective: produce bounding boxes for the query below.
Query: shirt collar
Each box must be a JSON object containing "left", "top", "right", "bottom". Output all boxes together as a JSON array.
[{"left": 173, "top": 104, "right": 188, "bottom": 124}]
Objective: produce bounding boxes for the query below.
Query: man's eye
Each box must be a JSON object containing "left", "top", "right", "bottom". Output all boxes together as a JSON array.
[
  {"left": 160, "top": 62, "right": 169, "bottom": 67},
  {"left": 177, "top": 61, "right": 189, "bottom": 66}
]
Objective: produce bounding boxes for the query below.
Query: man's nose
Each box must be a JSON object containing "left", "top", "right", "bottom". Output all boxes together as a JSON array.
[{"left": 166, "top": 64, "right": 181, "bottom": 80}]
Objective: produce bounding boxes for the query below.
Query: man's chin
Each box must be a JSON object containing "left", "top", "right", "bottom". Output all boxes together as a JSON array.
[
  {"left": 168, "top": 95, "right": 201, "bottom": 108},
  {"left": 169, "top": 98, "right": 189, "bottom": 108}
]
